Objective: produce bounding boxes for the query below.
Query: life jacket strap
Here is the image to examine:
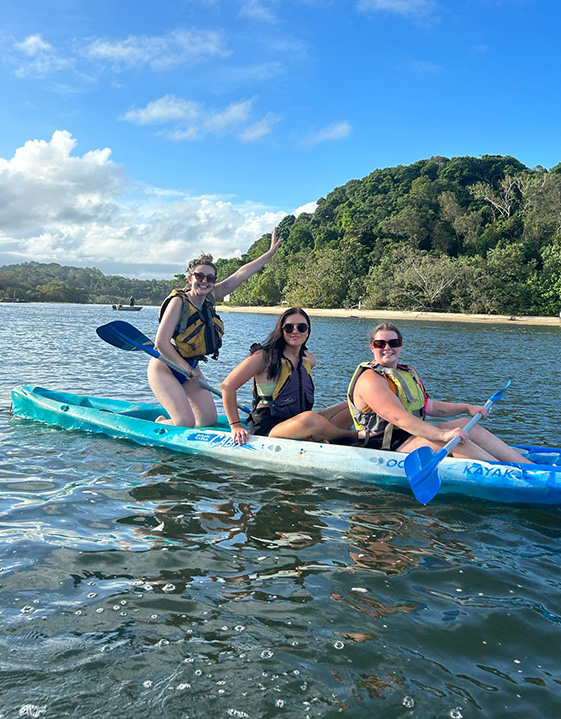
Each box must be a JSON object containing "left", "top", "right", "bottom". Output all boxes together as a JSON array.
[{"left": 382, "top": 422, "right": 394, "bottom": 450}]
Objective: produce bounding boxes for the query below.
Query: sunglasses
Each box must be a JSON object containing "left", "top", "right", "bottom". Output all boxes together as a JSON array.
[
  {"left": 372, "top": 338, "right": 402, "bottom": 349},
  {"left": 283, "top": 322, "right": 309, "bottom": 334},
  {"left": 192, "top": 271, "right": 216, "bottom": 283}
]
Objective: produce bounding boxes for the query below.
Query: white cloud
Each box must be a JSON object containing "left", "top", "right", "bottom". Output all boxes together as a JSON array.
[
  {"left": 7, "top": 28, "right": 228, "bottom": 80},
  {"left": 84, "top": 28, "right": 229, "bottom": 70},
  {"left": 122, "top": 95, "right": 275, "bottom": 142},
  {"left": 122, "top": 95, "right": 201, "bottom": 125},
  {"left": 13, "top": 34, "right": 74, "bottom": 78},
  {"left": 0, "top": 131, "right": 285, "bottom": 278},
  {"left": 294, "top": 200, "right": 317, "bottom": 216},
  {"left": 239, "top": 0, "right": 279, "bottom": 22},
  {"left": 239, "top": 112, "right": 280, "bottom": 142},
  {"left": 206, "top": 99, "right": 254, "bottom": 132},
  {"left": 300, "top": 121, "right": 352, "bottom": 148},
  {"left": 0, "top": 130, "right": 123, "bottom": 230},
  {"left": 356, "top": 0, "right": 436, "bottom": 18}
]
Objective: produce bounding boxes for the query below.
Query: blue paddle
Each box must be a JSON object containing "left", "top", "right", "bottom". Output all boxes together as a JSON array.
[
  {"left": 96, "top": 320, "right": 251, "bottom": 415},
  {"left": 404, "top": 380, "right": 512, "bottom": 504}
]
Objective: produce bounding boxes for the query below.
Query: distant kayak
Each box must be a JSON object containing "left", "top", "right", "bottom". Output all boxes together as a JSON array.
[
  {"left": 111, "top": 305, "right": 142, "bottom": 311},
  {"left": 11, "top": 385, "right": 561, "bottom": 505}
]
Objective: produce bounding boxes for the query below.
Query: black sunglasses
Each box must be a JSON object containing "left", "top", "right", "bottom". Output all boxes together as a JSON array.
[
  {"left": 192, "top": 271, "right": 216, "bottom": 283},
  {"left": 283, "top": 322, "right": 309, "bottom": 334},
  {"left": 372, "top": 338, "right": 402, "bottom": 349}
]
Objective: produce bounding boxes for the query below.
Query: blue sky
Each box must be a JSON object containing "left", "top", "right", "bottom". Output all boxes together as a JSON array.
[{"left": 1, "top": 0, "right": 559, "bottom": 278}]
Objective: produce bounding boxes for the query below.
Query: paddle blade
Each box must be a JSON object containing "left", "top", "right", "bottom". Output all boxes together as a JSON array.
[
  {"left": 489, "top": 379, "right": 511, "bottom": 405},
  {"left": 404, "top": 445, "right": 443, "bottom": 504},
  {"left": 97, "top": 321, "right": 155, "bottom": 353}
]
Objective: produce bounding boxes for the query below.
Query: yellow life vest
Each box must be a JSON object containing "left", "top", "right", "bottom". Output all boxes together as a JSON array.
[
  {"left": 158, "top": 289, "right": 224, "bottom": 361},
  {"left": 347, "top": 362, "right": 427, "bottom": 449}
]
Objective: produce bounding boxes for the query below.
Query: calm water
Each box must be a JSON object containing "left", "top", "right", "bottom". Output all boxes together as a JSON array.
[{"left": 2, "top": 303, "right": 561, "bottom": 718}]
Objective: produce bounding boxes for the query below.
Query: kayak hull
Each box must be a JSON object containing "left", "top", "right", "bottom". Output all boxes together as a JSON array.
[{"left": 11, "top": 385, "right": 561, "bottom": 505}]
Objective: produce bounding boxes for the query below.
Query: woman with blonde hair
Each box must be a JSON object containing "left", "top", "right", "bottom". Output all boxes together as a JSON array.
[{"left": 149, "top": 228, "right": 283, "bottom": 427}]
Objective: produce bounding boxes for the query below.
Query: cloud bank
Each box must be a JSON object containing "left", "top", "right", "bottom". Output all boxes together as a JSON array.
[{"left": 0, "top": 132, "right": 285, "bottom": 278}]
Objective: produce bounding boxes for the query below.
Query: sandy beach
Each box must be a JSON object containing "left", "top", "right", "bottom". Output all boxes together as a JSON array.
[{"left": 219, "top": 305, "right": 561, "bottom": 327}]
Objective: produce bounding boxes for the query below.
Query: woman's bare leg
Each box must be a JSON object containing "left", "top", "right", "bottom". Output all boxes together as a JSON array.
[
  {"left": 317, "top": 401, "right": 353, "bottom": 429},
  {"left": 269, "top": 411, "right": 360, "bottom": 443},
  {"left": 183, "top": 370, "right": 218, "bottom": 427},
  {"left": 439, "top": 419, "right": 533, "bottom": 463},
  {"left": 397, "top": 419, "right": 533, "bottom": 463},
  {"left": 148, "top": 358, "right": 217, "bottom": 427},
  {"left": 398, "top": 434, "right": 497, "bottom": 461}
]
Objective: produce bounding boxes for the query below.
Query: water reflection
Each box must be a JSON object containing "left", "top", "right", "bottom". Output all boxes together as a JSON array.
[{"left": 3, "top": 304, "right": 561, "bottom": 717}]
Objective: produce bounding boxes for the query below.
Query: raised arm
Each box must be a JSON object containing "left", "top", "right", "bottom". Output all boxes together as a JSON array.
[{"left": 213, "top": 227, "right": 283, "bottom": 301}]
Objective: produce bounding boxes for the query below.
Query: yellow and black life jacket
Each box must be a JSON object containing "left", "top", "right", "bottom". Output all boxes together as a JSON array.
[
  {"left": 252, "top": 355, "right": 315, "bottom": 419},
  {"left": 347, "top": 362, "right": 427, "bottom": 449},
  {"left": 158, "top": 289, "right": 224, "bottom": 361}
]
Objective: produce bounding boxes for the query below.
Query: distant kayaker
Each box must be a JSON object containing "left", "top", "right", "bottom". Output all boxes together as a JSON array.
[
  {"left": 347, "top": 322, "right": 533, "bottom": 463},
  {"left": 221, "top": 307, "right": 365, "bottom": 446},
  {"left": 149, "top": 228, "right": 283, "bottom": 427}
]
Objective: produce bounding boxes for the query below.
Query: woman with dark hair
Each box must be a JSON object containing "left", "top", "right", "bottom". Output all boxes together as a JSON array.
[
  {"left": 347, "top": 322, "right": 532, "bottom": 462},
  {"left": 221, "top": 307, "right": 363, "bottom": 445},
  {"left": 149, "top": 228, "right": 283, "bottom": 427}
]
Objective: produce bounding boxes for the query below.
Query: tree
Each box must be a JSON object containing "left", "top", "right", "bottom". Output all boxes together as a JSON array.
[
  {"left": 363, "top": 245, "right": 480, "bottom": 312},
  {"left": 283, "top": 242, "right": 368, "bottom": 309},
  {"left": 480, "top": 243, "right": 537, "bottom": 314}
]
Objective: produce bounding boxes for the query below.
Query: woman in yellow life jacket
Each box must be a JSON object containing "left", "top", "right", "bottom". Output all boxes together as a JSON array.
[
  {"left": 149, "top": 228, "right": 283, "bottom": 427},
  {"left": 347, "top": 322, "right": 533, "bottom": 463},
  {"left": 221, "top": 308, "right": 364, "bottom": 446}
]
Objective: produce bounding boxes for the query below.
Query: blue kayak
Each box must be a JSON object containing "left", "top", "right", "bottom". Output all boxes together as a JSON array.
[{"left": 10, "top": 385, "right": 561, "bottom": 505}]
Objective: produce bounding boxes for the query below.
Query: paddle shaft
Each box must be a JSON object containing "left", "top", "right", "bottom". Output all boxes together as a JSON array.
[
  {"left": 144, "top": 345, "right": 251, "bottom": 415},
  {"left": 97, "top": 321, "right": 251, "bottom": 415},
  {"left": 404, "top": 380, "right": 512, "bottom": 504},
  {"left": 437, "top": 381, "right": 511, "bottom": 457}
]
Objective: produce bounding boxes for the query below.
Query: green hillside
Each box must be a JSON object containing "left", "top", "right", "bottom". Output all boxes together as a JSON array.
[
  {"left": 3, "top": 154, "right": 561, "bottom": 315},
  {"left": 0, "top": 262, "right": 174, "bottom": 305},
  {"left": 218, "top": 154, "right": 561, "bottom": 316}
]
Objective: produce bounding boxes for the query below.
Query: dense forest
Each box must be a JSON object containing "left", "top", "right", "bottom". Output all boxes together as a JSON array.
[
  {"left": 0, "top": 262, "right": 174, "bottom": 305},
  {"left": 2, "top": 154, "right": 561, "bottom": 315},
  {"left": 217, "top": 154, "right": 561, "bottom": 316}
]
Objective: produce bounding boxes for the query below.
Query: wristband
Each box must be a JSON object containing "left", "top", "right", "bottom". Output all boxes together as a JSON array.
[{"left": 230, "top": 421, "right": 242, "bottom": 427}]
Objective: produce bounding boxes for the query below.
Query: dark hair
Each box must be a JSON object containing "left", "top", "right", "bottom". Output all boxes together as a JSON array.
[
  {"left": 250, "top": 307, "right": 311, "bottom": 380},
  {"left": 370, "top": 322, "right": 403, "bottom": 345},
  {"left": 186, "top": 253, "right": 218, "bottom": 284}
]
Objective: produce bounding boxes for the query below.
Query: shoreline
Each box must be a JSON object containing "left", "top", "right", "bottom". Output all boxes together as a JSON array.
[{"left": 218, "top": 305, "right": 561, "bottom": 327}]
